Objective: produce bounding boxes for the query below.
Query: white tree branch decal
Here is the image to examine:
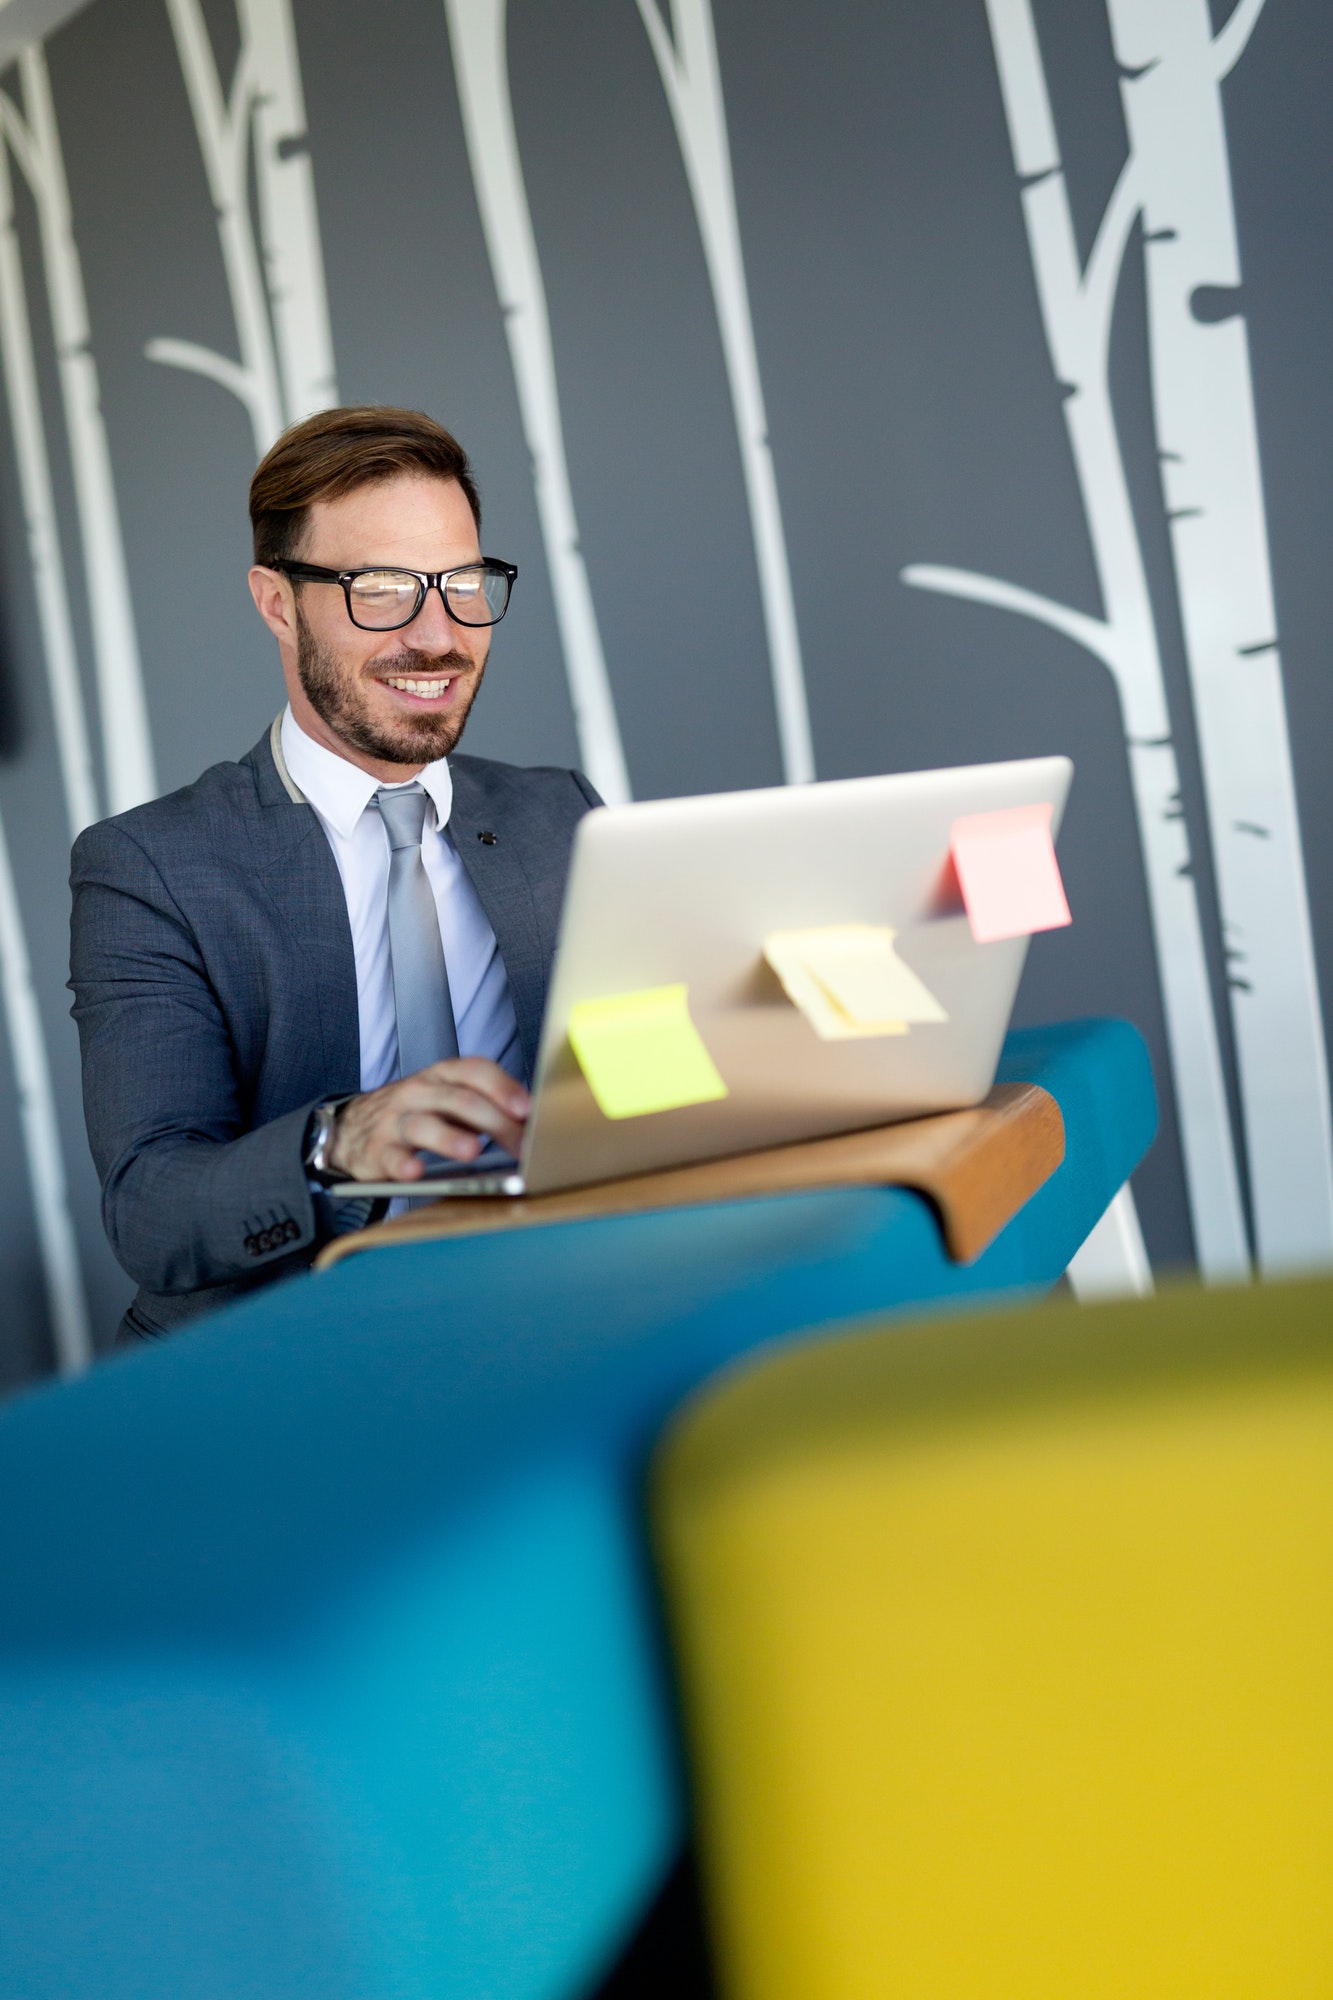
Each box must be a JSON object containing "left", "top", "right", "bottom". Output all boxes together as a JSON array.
[
  {"left": 1110, "top": 0, "right": 1331, "bottom": 1273},
  {"left": 1212, "top": 0, "right": 1268, "bottom": 79},
  {"left": 900, "top": 565, "right": 1122, "bottom": 672},
  {"left": 148, "top": 0, "right": 337, "bottom": 454},
  {"left": 444, "top": 0, "right": 631, "bottom": 805},
  {"left": 905, "top": 0, "right": 1253, "bottom": 1281},
  {"left": 634, "top": 0, "right": 816, "bottom": 785},
  {"left": 143, "top": 336, "right": 260, "bottom": 413}
]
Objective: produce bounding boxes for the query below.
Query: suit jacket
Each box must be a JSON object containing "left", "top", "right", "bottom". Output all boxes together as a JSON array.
[{"left": 70, "top": 722, "right": 599, "bottom": 1340}]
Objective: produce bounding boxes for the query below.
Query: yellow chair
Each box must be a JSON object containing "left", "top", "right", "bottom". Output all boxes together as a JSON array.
[{"left": 653, "top": 1276, "right": 1333, "bottom": 2000}]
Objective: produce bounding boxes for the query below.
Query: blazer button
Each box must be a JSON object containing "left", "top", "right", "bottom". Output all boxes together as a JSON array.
[{"left": 478, "top": 830, "right": 498, "bottom": 845}]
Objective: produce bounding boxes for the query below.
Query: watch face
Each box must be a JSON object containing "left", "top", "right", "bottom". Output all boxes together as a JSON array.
[
  {"left": 306, "top": 1099, "right": 353, "bottom": 1182},
  {"left": 305, "top": 1104, "right": 335, "bottom": 1173}
]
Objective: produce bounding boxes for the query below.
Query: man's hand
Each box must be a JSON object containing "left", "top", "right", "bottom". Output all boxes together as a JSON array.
[{"left": 327, "top": 1058, "right": 530, "bottom": 1182}]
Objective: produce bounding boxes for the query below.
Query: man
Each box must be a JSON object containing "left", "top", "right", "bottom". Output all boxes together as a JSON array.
[{"left": 70, "top": 406, "right": 600, "bottom": 1343}]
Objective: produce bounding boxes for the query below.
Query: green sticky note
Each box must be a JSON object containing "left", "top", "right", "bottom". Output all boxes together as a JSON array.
[{"left": 567, "top": 984, "right": 729, "bottom": 1120}]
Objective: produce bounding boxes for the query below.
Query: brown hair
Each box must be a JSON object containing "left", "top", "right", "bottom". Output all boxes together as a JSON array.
[{"left": 248, "top": 406, "right": 482, "bottom": 567}]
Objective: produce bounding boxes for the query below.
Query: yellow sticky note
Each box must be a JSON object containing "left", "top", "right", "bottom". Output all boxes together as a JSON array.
[
  {"left": 567, "top": 984, "right": 729, "bottom": 1120},
  {"left": 763, "top": 925, "right": 948, "bottom": 1041}
]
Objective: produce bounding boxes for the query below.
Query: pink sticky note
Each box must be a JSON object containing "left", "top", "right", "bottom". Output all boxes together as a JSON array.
[{"left": 949, "top": 802, "right": 1072, "bottom": 944}]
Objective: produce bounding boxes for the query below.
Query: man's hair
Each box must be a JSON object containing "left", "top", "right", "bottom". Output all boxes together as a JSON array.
[{"left": 249, "top": 406, "right": 482, "bottom": 568}]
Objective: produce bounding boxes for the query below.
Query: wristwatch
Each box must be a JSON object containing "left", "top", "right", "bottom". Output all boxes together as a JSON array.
[{"left": 303, "top": 1100, "right": 344, "bottom": 1185}]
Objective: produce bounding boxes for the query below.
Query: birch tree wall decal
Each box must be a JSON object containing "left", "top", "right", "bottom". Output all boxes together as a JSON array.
[
  {"left": 0, "top": 73, "right": 94, "bottom": 1376},
  {"left": 147, "top": 0, "right": 337, "bottom": 456},
  {"left": 238, "top": 0, "right": 337, "bottom": 426},
  {"left": 633, "top": 0, "right": 816, "bottom": 786},
  {"left": 0, "top": 41, "right": 146, "bottom": 1375},
  {"left": 0, "top": 814, "right": 93, "bottom": 1374},
  {"left": 443, "top": 0, "right": 631, "bottom": 805},
  {"left": 902, "top": 0, "right": 1252, "bottom": 1281},
  {"left": 1107, "top": 0, "right": 1333, "bottom": 1272},
  {"left": 0, "top": 115, "right": 97, "bottom": 834},
  {"left": 1, "top": 45, "right": 156, "bottom": 816}
]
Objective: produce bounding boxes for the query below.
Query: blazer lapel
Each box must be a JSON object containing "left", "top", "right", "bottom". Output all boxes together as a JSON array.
[
  {"left": 448, "top": 759, "right": 548, "bottom": 1078},
  {"left": 243, "top": 727, "right": 362, "bottom": 1098}
]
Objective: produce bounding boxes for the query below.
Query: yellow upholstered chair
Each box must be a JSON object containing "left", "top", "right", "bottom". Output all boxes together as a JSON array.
[{"left": 653, "top": 1275, "right": 1333, "bottom": 2000}]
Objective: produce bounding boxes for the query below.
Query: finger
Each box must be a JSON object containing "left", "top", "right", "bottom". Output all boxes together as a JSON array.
[
  {"left": 400, "top": 1108, "right": 523, "bottom": 1161},
  {"left": 418, "top": 1057, "right": 531, "bottom": 1117},
  {"left": 413, "top": 1117, "right": 482, "bottom": 1161},
  {"left": 402, "top": 1086, "right": 526, "bottom": 1151},
  {"left": 333, "top": 1142, "right": 422, "bottom": 1184},
  {"left": 386, "top": 1072, "right": 530, "bottom": 1132}
]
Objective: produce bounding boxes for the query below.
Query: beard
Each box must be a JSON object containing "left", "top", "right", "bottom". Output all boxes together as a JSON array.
[{"left": 294, "top": 603, "right": 483, "bottom": 766}]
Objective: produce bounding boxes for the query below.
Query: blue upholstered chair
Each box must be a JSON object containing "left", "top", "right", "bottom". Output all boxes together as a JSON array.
[{"left": 0, "top": 1018, "right": 1154, "bottom": 1999}]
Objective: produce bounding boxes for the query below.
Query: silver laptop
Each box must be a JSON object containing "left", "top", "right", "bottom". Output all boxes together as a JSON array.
[{"left": 333, "top": 754, "right": 1072, "bottom": 1201}]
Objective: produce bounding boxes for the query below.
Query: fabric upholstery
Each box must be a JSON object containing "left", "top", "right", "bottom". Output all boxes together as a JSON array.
[
  {"left": 653, "top": 1271, "right": 1333, "bottom": 2000},
  {"left": 0, "top": 1016, "right": 1155, "bottom": 2000}
]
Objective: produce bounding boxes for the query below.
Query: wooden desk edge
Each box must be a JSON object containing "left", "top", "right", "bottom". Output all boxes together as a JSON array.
[{"left": 315, "top": 1082, "right": 1065, "bottom": 1274}]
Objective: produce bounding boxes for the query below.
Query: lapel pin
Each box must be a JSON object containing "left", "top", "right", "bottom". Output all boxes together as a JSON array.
[{"left": 478, "top": 830, "right": 498, "bottom": 845}]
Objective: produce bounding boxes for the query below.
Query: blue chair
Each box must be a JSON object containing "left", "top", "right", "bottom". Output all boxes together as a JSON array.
[{"left": 0, "top": 1018, "right": 1154, "bottom": 1999}]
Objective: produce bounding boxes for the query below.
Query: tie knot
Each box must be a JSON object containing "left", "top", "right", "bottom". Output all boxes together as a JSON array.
[{"left": 376, "top": 783, "right": 430, "bottom": 851}]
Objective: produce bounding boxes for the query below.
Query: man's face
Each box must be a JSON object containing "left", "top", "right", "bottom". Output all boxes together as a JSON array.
[{"left": 276, "top": 473, "right": 493, "bottom": 770}]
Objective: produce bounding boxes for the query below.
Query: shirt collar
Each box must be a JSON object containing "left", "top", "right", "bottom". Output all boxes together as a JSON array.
[{"left": 280, "top": 706, "right": 454, "bottom": 840}]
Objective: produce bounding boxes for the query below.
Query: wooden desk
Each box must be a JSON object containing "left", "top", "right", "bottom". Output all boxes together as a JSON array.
[{"left": 316, "top": 1081, "right": 1064, "bottom": 1273}]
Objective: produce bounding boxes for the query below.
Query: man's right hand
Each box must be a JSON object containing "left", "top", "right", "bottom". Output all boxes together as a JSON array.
[{"left": 327, "top": 1058, "right": 530, "bottom": 1183}]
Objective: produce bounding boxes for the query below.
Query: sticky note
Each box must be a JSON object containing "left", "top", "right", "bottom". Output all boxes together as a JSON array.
[
  {"left": 949, "top": 802, "right": 1072, "bottom": 944},
  {"left": 764, "top": 925, "right": 947, "bottom": 1041},
  {"left": 567, "top": 984, "right": 728, "bottom": 1120}
]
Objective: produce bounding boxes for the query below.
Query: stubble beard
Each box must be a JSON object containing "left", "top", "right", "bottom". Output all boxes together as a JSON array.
[{"left": 294, "top": 602, "right": 483, "bottom": 766}]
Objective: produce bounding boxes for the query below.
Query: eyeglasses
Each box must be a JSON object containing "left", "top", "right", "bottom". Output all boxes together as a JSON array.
[{"left": 275, "top": 558, "right": 518, "bottom": 631}]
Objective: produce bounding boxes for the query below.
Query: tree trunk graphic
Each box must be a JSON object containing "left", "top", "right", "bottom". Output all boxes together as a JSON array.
[
  {"left": 1108, "top": 0, "right": 1333, "bottom": 1273},
  {"left": 148, "top": 0, "right": 338, "bottom": 454},
  {"left": 0, "top": 117, "right": 98, "bottom": 834},
  {"left": 634, "top": 0, "right": 816, "bottom": 786},
  {"left": 444, "top": 0, "right": 631, "bottom": 806},
  {"left": 2, "top": 47, "right": 156, "bottom": 816},
  {"left": 0, "top": 814, "right": 93, "bottom": 1374},
  {"left": 239, "top": 0, "right": 337, "bottom": 425},
  {"left": 0, "top": 130, "right": 94, "bottom": 1373},
  {"left": 0, "top": 43, "right": 151, "bottom": 1374},
  {"left": 903, "top": 0, "right": 1252, "bottom": 1280}
]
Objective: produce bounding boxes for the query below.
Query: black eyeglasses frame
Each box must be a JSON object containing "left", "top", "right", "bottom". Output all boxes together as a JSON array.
[{"left": 274, "top": 557, "right": 518, "bottom": 631}]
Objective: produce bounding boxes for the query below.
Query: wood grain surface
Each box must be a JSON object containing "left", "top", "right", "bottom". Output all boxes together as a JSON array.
[{"left": 315, "top": 1083, "right": 1064, "bottom": 1273}]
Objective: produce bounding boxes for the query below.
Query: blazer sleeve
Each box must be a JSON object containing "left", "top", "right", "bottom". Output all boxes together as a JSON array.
[{"left": 69, "top": 821, "right": 321, "bottom": 1294}]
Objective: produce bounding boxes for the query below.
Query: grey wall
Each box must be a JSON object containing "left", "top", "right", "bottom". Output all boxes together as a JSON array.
[{"left": 0, "top": 0, "right": 1330, "bottom": 1387}]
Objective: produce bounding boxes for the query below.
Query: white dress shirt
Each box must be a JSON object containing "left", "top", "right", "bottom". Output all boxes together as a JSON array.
[{"left": 280, "top": 706, "right": 523, "bottom": 1093}]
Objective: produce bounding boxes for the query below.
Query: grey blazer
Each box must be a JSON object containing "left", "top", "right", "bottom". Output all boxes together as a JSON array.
[{"left": 69, "top": 723, "right": 599, "bottom": 1340}]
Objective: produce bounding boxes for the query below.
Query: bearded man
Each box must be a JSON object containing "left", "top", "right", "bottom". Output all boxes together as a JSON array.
[{"left": 70, "top": 406, "right": 600, "bottom": 1345}]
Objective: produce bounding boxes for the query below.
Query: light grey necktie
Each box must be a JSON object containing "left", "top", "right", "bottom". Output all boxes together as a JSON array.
[{"left": 375, "top": 783, "right": 460, "bottom": 1077}]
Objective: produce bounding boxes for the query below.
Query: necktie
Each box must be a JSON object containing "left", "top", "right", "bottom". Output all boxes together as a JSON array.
[{"left": 375, "top": 783, "right": 460, "bottom": 1078}]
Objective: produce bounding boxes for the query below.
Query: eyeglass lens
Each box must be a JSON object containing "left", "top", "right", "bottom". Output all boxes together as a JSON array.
[{"left": 347, "top": 566, "right": 510, "bottom": 630}]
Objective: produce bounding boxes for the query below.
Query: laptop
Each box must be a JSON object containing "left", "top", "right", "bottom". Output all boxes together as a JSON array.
[{"left": 332, "top": 754, "right": 1073, "bottom": 1201}]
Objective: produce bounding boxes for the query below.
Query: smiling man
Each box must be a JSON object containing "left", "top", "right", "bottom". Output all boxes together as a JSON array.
[{"left": 70, "top": 407, "right": 600, "bottom": 1346}]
